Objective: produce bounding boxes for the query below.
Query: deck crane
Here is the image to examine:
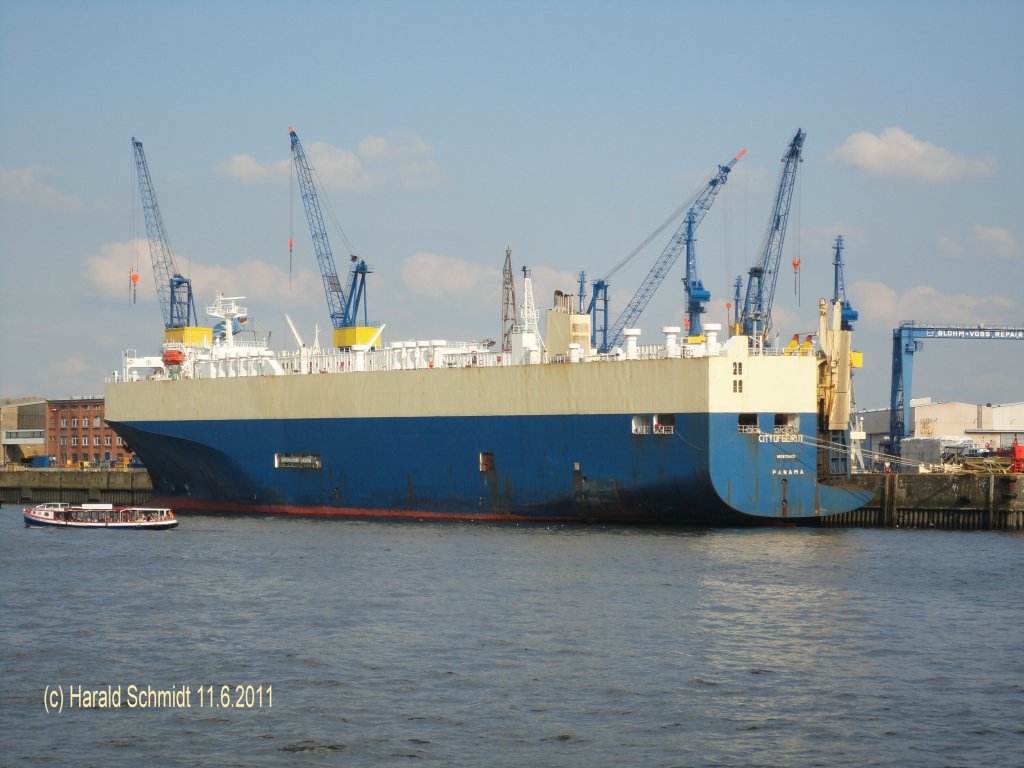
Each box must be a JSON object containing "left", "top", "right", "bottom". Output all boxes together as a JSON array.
[
  {"left": 585, "top": 148, "right": 745, "bottom": 353},
  {"left": 739, "top": 129, "right": 806, "bottom": 342},
  {"left": 288, "top": 127, "right": 376, "bottom": 349},
  {"left": 832, "top": 235, "right": 858, "bottom": 331},
  {"left": 131, "top": 137, "right": 210, "bottom": 345}
]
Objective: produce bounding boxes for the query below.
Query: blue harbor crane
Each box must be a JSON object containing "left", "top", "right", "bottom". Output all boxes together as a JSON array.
[
  {"left": 889, "top": 322, "right": 1024, "bottom": 455},
  {"left": 289, "top": 127, "right": 375, "bottom": 348},
  {"left": 739, "top": 129, "right": 806, "bottom": 341},
  {"left": 131, "top": 137, "right": 204, "bottom": 343},
  {"left": 832, "top": 235, "right": 858, "bottom": 331},
  {"left": 585, "top": 148, "right": 745, "bottom": 352}
]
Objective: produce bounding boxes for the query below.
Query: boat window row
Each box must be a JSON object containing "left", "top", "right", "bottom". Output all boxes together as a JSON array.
[
  {"left": 737, "top": 413, "right": 801, "bottom": 433},
  {"left": 631, "top": 415, "right": 676, "bottom": 435}
]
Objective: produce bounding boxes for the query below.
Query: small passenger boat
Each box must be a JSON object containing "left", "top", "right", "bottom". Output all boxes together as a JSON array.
[{"left": 23, "top": 502, "right": 178, "bottom": 530}]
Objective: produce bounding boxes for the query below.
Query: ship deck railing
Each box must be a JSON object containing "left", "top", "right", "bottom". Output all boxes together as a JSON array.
[{"left": 114, "top": 334, "right": 804, "bottom": 382}]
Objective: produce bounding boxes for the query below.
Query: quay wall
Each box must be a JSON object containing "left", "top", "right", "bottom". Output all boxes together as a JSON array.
[
  {"left": 823, "top": 472, "right": 1024, "bottom": 530},
  {"left": 0, "top": 469, "right": 153, "bottom": 506}
]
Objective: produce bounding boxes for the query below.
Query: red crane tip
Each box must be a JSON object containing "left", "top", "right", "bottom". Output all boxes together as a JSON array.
[{"left": 735, "top": 147, "right": 748, "bottom": 159}]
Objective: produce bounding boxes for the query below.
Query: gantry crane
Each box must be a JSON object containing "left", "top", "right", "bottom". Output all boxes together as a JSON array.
[
  {"left": 289, "top": 127, "right": 376, "bottom": 348},
  {"left": 889, "top": 322, "right": 1024, "bottom": 454},
  {"left": 131, "top": 137, "right": 210, "bottom": 345},
  {"left": 739, "top": 129, "right": 805, "bottom": 341},
  {"left": 584, "top": 148, "right": 745, "bottom": 352}
]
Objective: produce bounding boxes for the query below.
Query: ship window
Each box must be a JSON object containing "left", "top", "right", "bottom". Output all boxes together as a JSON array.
[
  {"left": 774, "top": 413, "right": 799, "bottom": 434},
  {"left": 274, "top": 453, "right": 322, "bottom": 470},
  {"left": 479, "top": 452, "right": 495, "bottom": 472},
  {"left": 653, "top": 414, "right": 675, "bottom": 434},
  {"left": 733, "top": 362, "right": 743, "bottom": 375},
  {"left": 732, "top": 380, "right": 744, "bottom": 393},
  {"left": 631, "top": 415, "right": 651, "bottom": 435},
  {"left": 738, "top": 413, "right": 759, "bottom": 433}
]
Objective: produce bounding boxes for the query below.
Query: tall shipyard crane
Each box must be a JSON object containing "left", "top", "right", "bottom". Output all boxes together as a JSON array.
[
  {"left": 289, "top": 127, "right": 376, "bottom": 349},
  {"left": 832, "top": 235, "right": 858, "bottom": 331},
  {"left": 131, "top": 137, "right": 209, "bottom": 345},
  {"left": 586, "top": 148, "right": 745, "bottom": 352},
  {"left": 739, "top": 129, "right": 806, "bottom": 342}
]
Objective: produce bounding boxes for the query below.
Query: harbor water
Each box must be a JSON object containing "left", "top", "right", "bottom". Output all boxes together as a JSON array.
[{"left": 2, "top": 506, "right": 1021, "bottom": 766}]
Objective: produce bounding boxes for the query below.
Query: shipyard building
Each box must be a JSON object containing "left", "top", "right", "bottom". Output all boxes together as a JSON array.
[{"left": 0, "top": 396, "right": 136, "bottom": 468}]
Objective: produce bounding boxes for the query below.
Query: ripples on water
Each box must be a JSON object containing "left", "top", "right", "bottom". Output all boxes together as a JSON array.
[{"left": 1, "top": 507, "right": 1021, "bottom": 766}]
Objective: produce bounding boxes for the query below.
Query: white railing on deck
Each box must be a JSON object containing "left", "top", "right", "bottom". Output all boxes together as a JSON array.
[{"left": 116, "top": 333, "right": 810, "bottom": 383}]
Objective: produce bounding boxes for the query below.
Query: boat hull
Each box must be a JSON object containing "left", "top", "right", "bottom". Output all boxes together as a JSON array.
[
  {"left": 106, "top": 350, "right": 871, "bottom": 525},
  {"left": 23, "top": 513, "right": 178, "bottom": 530},
  {"left": 109, "top": 411, "right": 869, "bottom": 525}
]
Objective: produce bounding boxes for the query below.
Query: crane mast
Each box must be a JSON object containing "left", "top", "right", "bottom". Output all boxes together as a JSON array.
[
  {"left": 599, "top": 148, "right": 745, "bottom": 352},
  {"left": 740, "top": 129, "right": 806, "bottom": 341},
  {"left": 289, "top": 127, "right": 375, "bottom": 348},
  {"left": 832, "top": 235, "right": 858, "bottom": 331},
  {"left": 132, "top": 137, "right": 208, "bottom": 345}
]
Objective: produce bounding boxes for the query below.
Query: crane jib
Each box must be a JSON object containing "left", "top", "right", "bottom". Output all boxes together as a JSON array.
[
  {"left": 289, "top": 128, "right": 372, "bottom": 336},
  {"left": 599, "top": 147, "right": 746, "bottom": 351},
  {"left": 131, "top": 138, "right": 199, "bottom": 331}
]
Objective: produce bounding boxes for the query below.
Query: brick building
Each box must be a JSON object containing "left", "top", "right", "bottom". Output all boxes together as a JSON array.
[{"left": 45, "top": 396, "right": 135, "bottom": 467}]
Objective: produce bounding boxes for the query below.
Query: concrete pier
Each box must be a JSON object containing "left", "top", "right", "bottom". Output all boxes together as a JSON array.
[
  {"left": 0, "top": 469, "right": 153, "bottom": 506},
  {"left": 822, "top": 472, "right": 1023, "bottom": 530}
]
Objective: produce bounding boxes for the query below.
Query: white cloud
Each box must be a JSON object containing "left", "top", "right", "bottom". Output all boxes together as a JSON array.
[
  {"left": 189, "top": 260, "right": 320, "bottom": 305},
  {"left": 218, "top": 133, "right": 444, "bottom": 191},
  {"left": 936, "top": 233, "right": 967, "bottom": 259},
  {"left": 0, "top": 166, "right": 82, "bottom": 212},
  {"left": 83, "top": 240, "right": 149, "bottom": 298},
  {"left": 84, "top": 240, "right": 320, "bottom": 307},
  {"left": 971, "top": 225, "right": 1017, "bottom": 259},
  {"left": 852, "top": 280, "right": 1015, "bottom": 329},
  {"left": 936, "top": 226, "right": 1018, "bottom": 260},
  {"left": 217, "top": 154, "right": 290, "bottom": 184},
  {"left": 43, "top": 355, "right": 92, "bottom": 378},
  {"left": 401, "top": 252, "right": 501, "bottom": 301},
  {"left": 828, "top": 127, "right": 994, "bottom": 181},
  {"left": 303, "top": 142, "right": 367, "bottom": 189},
  {"left": 357, "top": 134, "right": 432, "bottom": 161},
  {"left": 40, "top": 356, "right": 109, "bottom": 401}
]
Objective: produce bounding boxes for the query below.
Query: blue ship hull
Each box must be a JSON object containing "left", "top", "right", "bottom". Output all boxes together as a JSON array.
[{"left": 109, "top": 410, "right": 870, "bottom": 525}]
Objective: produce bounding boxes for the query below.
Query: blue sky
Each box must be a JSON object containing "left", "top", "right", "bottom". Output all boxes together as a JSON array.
[{"left": 1, "top": 0, "right": 1021, "bottom": 410}]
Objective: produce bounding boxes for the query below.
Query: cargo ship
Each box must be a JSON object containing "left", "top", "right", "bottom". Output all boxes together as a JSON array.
[{"left": 104, "top": 291, "right": 870, "bottom": 524}]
